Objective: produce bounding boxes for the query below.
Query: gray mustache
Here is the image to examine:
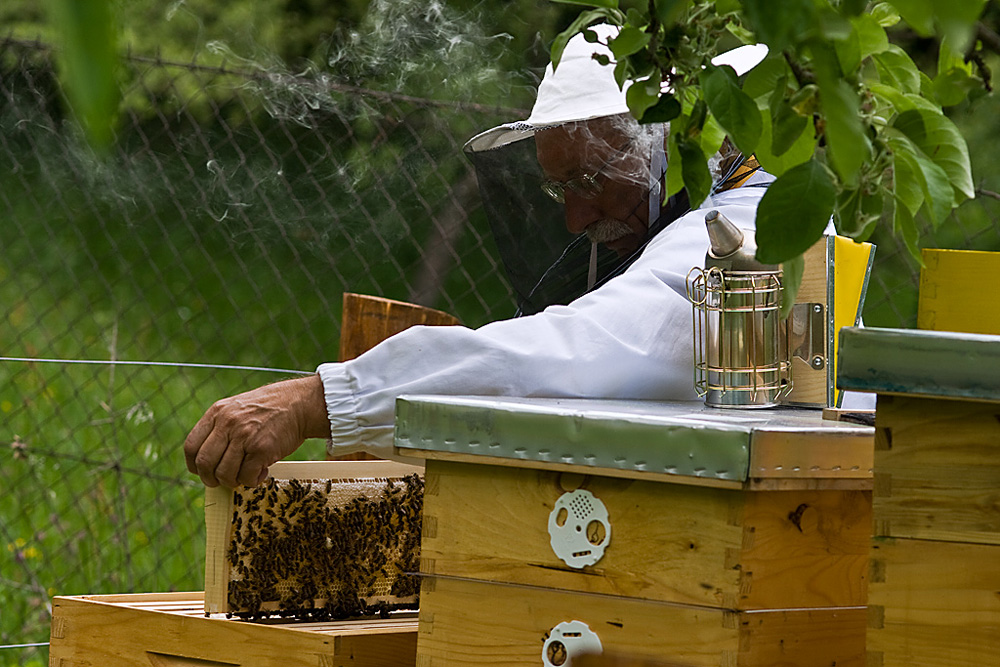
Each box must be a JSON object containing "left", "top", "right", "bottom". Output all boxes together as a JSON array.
[{"left": 585, "top": 219, "right": 633, "bottom": 244}]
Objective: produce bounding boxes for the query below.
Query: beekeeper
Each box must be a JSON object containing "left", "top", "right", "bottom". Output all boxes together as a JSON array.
[{"left": 184, "top": 26, "right": 773, "bottom": 488}]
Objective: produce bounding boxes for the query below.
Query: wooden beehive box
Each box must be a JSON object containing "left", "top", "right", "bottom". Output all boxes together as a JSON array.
[
  {"left": 395, "top": 395, "right": 875, "bottom": 667},
  {"left": 839, "top": 327, "right": 1000, "bottom": 667},
  {"left": 204, "top": 460, "right": 424, "bottom": 619},
  {"left": 48, "top": 592, "right": 418, "bottom": 667}
]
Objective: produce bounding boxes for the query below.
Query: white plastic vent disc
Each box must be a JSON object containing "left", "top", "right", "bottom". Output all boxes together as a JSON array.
[
  {"left": 547, "top": 489, "right": 611, "bottom": 569},
  {"left": 541, "top": 620, "right": 603, "bottom": 667}
]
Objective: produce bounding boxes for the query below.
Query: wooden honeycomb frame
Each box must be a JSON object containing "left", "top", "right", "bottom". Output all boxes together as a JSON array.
[{"left": 204, "top": 460, "right": 424, "bottom": 620}]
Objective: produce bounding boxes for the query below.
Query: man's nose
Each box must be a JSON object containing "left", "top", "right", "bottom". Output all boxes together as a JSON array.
[{"left": 562, "top": 194, "right": 600, "bottom": 235}]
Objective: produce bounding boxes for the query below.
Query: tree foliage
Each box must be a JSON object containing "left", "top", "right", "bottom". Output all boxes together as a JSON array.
[{"left": 552, "top": 0, "right": 990, "bottom": 309}]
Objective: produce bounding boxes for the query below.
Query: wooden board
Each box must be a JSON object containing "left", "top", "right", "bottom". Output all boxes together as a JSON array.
[
  {"left": 334, "top": 293, "right": 459, "bottom": 461},
  {"left": 867, "top": 537, "right": 1000, "bottom": 667},
  {"left": 918, "top": 248, "right": 1000, "bottom": 335},
  {"left": 204, "top": 460, "right": 424, "bottom": 616},
  {"left": 49, "top": 592, "right": 418, "bottom": 667},
  {"left": 419, "top": 460, "right": 870, "bottom": 610},
  {"left": 872, "top": 395, "right": 1000, "bottom": 544},
  {"left": 785, "top": 238, "right": 829, "bottom": 407},
  {"left": 338, "top": 292, "right": 459, "bottom": 362},
  {"left": 415, "top": 576, "right": 866, "bottom": 667}
]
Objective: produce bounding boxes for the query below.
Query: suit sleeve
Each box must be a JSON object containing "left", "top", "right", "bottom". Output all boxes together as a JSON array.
[{"left": 318, "top": 197, "right": 763, "bottom": 459}]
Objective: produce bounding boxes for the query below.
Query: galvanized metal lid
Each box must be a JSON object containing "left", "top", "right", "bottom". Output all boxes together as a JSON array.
[
  {"left": 394, "top": 395, "right": 871, "bottom": 483},
  {"left": 837, "top": 326, "right": 1000, "bottom": 402}
]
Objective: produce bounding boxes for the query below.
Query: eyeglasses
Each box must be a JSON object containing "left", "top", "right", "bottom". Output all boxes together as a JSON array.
[{"left": 540, "top": 139, "right": 635, "bottom": 204}]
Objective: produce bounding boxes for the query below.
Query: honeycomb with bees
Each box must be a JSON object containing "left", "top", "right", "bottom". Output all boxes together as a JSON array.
[{"left": 204, "top": 460, "right": 423, "bottom": 621}]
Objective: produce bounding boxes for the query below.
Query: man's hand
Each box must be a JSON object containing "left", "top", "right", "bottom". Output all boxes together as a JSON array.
[{"left": 183, "top": 374, "right": 331, "bottom": 488}]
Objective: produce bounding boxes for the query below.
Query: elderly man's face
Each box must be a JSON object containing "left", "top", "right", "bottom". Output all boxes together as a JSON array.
[{"left": 535, "top": 117, "right": 652, "bottom": 257}]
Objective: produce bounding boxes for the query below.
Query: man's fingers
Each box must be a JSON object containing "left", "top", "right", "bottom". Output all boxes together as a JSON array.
[
  {"left": 193, "top": 428, "right": 229, "bottom": 487},
  {"left": 183, "top": 412, "right": 216, "bottom": 474},
  {"left": 236, "top": 453, "right": 268, "bottom": 488},
  {"left": 214, "top": 439, "right": 247, "bottom": 489}
]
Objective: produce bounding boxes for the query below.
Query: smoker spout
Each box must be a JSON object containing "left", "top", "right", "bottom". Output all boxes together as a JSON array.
[{"left": 705, "top": 209, "right": 744, "bottom": 258}]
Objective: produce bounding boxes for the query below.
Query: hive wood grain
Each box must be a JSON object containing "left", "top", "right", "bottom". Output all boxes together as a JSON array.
[
  {"left": 867, "top": 537, "right": 1000, "bottom": 667},
  {"left": 415, "top": 576, "right": 866, "bottom": 667},
  {"left": 419, "top": 459, "right": 870, "bottom": 610},
  {"left": 786, "top": 238, "right": 829, "bottom": 407},
  {"left": 337, "top": 292, "right": 459, "bottom": 362},
  {"left": 872, "top": 395, "right": 1000, "bottom": 544},
  {"left": 48, "top": 592, "right": 418, "bottom": 667}
]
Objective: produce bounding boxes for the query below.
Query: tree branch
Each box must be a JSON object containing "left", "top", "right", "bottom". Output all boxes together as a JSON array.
[{"left": 976, "top": 21, "right": 1000, "bottom": 55}]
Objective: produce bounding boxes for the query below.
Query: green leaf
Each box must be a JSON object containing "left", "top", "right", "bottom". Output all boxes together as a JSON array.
[
  {"left": 914, "top": 153, "right": 953, "bottom": 228},
  {"left": 932, "top": 67, "right": 979, "bottom": 107},
  {"left": 852, "top": 15, "right": 891, "bottom": 59},
  {"left": 551, "top": 8, "right": 624, "bottom": 68},
  {"left": 678, "top": 137, "right": 712, "bottom": 207},
  {"left": 918, "top": 70, "right": 936, "bottom": 98},
  {"left": 665, "top": 132, "right": 685, "bottom": 198},
  {"left": 755, "top": 108, "right": 815, "bottom": 177},
  {"left": 716, "top": 0, "right": 741, "bottom": 13},
  {"left": 780, "top": 254, "right": 805, "bottom": 319},
  {"left": 836, "top": 186, "right": 884, "bottom": 238},
  {"left": 789, "top": 84, "right": 820, "bottom": 116},
  {"left": 614, "top": 58, "right": 631, "bottom": 88},
  {"left": 653, "top": 0, "right": 690, "bottom": 24},
  {"left": 868, "top": 82, "right": 914, "bottom": 112},
  {"left": 625, "top": 7, "right": 647, "bottom": 25},
  {"left": 935, "top": 0, "right": 989, "bottom": 51},
  {"left": 893, "top": 106, "right": 975, "bottom": 201},
  {"left": 892, "top": 200, "right": 924, "bottom": 266},
  {"left": 698, "top": 114, "right": 728, "bottom": 159},
  {"left": 872, "top": 45, "right": 921, "bottom": 95},
  {"left": 871, "top": 2, "right": 902, "bottom": 26},
  {"left": 741, "top": 55, "right": 789, "bottom": 103},
  {"left": 46, "top": 0, "right": 120, "bottom": 151},
  {"left": 742, "top": 0, "right": 817, "bottom": 51},
  {"left": 819, "top": 9, "right": 854, "bottom": 42},
  {"left": 818, "top": 77, "right": 867, "bottom": 187},
  {"left": 938, "top": 33, "right": 973, "bottom": 74},
  {"left": 841, "top": 0, "right": 868, "bottom": 15},
  {"left": 888, "top": 0, "right": 934, "bottom": 36},
  {"left": 640, "top": 93, "right": 682, "bottom": 124},
  {"left": 552, "top": 0, "right": 620, "bottom": 7},
  {"left": 701, "top": 64, "right": 762, "bottom": 155},
  {"left": 834, "top": 23, "right": 863, "bottom": 74},
  {"left": 755, "top": 159, "right": 836, "bottom": 264},
  {"left": 625, "top": 77, "right": 663, "bottom": 120},
  {"left": 770, "top": 101, "right": 809, "bottom": 157},
  {"left": 888, "top": 135, "right": 927, "bottom": 216},
  {"left": 610, "top": 25, "right": 651, "bottom": 59}
]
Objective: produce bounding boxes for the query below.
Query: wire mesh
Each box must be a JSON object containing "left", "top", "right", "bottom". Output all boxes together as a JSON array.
[
  {"left": 2, "top": 35, "right": 1000, "bottom": 666},
  {"left": 0, "top": 36, "right": 518, "bottom": 665}
]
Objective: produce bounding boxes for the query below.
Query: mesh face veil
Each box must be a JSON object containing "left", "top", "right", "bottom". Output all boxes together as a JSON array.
[{"left": 463, "top": 25, "right": 766, "bottom": 316}]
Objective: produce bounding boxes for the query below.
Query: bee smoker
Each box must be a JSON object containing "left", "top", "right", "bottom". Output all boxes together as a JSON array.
[{"left": 686, "top": 210, "right": 792, "bottom": 408}]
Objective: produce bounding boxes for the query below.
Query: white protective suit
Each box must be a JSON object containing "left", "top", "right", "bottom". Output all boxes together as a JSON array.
[
  {"left": 318, "top": 180, "right": 771, "bottom": 459},
  {"left": 316, "top": 28, "right": 814, "bottom": 460}
]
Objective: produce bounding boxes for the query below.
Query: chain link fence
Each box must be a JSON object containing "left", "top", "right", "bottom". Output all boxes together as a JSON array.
[{"left": 2, "top": 36, "right": 999, "bottom": 665}]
